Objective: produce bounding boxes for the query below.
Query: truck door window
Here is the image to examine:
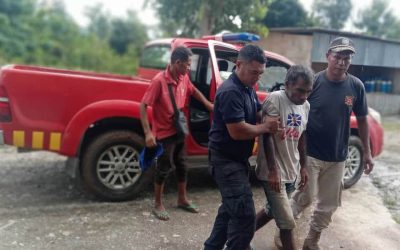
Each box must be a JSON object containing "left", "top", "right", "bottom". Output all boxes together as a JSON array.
[
  {"left": 218, "top": 59, "right": 235, "bottom": 81},
  {"left": 210, "top": 47, "right": 238, "bottom": 85},
  {"left": 140, "top": 45, "right": 171, "bottom": 69},
  {"left": 206, "top": 58, "right": 236, "bottom": 84},
  {"left": 189, "top": 48, "right": 210, "bottom": 95},
  {"left": 189, "top": 54, "right": 200, "bottom": 83},
  {"left": 258, "top": 60, "right": 289, "bottom": 92},
  {"left": 187, "top": 48, "right": 212, "bottom": 147}
]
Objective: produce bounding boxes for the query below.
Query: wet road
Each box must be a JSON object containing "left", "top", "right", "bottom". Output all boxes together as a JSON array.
[{"left": 370, "top": 116, "right": 400, "bottom": 223}]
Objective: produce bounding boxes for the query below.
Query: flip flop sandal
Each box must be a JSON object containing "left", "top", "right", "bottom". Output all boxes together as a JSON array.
[
  {"left": 152, "top": 209, "right": 170, "bottom": 221},
  {"left": 177, "top": 203, "right": 199, "bottom": 213}
]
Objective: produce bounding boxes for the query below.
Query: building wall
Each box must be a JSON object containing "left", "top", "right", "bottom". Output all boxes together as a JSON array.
[
  {"left": 311, "top": 32, "right": 400, "bottom": 68},
  {"left": 366, "top": 93, "right": 400, "bottom": 115},
  {"left": 311, "top": 62, "right": 326, "bottom": 73},
  {"left": 257, "top": 33, "right": 313, "bottom": 67},
  {"left": 393, "top": 69, "right": 400, "bottom": 93},
  {"left": 259, "top": 31, "right": 400, "bottom": 114}
]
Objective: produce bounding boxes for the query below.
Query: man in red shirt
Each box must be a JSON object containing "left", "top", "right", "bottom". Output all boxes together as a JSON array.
[{"left": 140, "top": 46, "right": 213, "bottom": 221}]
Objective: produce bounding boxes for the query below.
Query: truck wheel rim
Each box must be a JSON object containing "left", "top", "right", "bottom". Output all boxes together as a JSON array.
[
  {"left": 96, "top": 145, "right": 141, "bottom": 190},
  {"left": 344, "top": 145, "right": 361, "bottom": 181}
]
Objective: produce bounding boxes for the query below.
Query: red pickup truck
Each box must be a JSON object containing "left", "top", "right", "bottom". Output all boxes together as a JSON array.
[{"left": 0, "top": 33, "right": 383, "bottom": 201}]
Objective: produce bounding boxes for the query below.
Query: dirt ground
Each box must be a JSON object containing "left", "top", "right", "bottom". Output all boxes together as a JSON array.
[
  {"left": 369, "top": 115, "right": 400, "bottom": 223},
  {"left": 0, "top": 116, "right": 399, "bottom": 250}
]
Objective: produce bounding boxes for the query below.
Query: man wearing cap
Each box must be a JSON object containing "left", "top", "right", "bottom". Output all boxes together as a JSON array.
[
  {"left": 140, "top": 46, "right": 213, "bottom": 221},
  {"left": 289, "top": 37, "right": 374, "bottom": 250}
]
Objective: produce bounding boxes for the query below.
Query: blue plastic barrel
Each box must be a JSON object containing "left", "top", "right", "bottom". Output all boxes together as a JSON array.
[
  {"left": 364, "top": 81, "right": 372, "bottom": 93},
  {"left": 370, "top": 80, "right": 376, "bottom": 92},
  {"left": 381, "top": 81, "right": 387, "bottom": 93},
  {"left": 387, "top": 80, "right": 393, "bottom": 93}
]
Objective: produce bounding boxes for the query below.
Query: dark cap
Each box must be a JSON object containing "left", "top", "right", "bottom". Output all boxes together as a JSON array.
[{"left": 328, "top": 37, "right": 355, "bottom": 54}]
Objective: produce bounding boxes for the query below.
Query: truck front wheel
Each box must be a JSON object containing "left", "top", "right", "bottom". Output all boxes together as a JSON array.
[
  {"left": 81, "top": 130, "right": 153, "bottom": 201},
  {"left": 343, "top": 135, "right": 364, "bottom": 189}
]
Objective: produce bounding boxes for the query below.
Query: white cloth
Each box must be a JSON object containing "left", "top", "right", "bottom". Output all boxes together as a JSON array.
[{"left": 255, "top": 90, "right": 310, "bottom": 182}]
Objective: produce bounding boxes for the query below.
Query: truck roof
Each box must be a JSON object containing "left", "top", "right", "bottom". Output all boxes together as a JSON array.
[{"left": 144, "top": 36, "right": 294, "bottom": 66}]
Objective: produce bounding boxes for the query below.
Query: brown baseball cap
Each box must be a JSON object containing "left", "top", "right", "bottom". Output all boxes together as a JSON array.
[{"left": 328, "top": 37, "right": 355, "bottom": 54}]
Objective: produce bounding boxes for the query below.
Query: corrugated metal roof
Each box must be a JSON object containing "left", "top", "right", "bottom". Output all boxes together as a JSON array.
[
  {"left": 269, "top": 28, "right": 400, "bottom": 45},
  {"left": 269, "top": 28, "right": 400, "bottom": 68}
]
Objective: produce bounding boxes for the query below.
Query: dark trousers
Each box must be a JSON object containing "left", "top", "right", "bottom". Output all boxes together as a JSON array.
[
  {"left": 204, "top": 150, "right": 255, "bottom": 250},
  {"left": 155, "top": 134, "right": 187, "bottom": 184}
]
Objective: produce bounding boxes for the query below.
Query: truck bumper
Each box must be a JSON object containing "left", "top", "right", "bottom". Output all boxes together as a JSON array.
[{"left": 0, "top": 130, "right": 4, "bottom": 145}]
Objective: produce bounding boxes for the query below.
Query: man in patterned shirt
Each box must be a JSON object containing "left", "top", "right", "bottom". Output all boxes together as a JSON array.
[{"left": 254, "top": 65, "right": 314, "bottom": 250}]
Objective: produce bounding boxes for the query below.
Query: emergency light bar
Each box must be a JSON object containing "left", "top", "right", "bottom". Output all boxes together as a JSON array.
[{"left": 202, "top": 32, "right": 260, "bottom": 43}]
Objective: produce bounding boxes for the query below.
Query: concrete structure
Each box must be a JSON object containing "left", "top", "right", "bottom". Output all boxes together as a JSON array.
[{"left": 258, "top": 28, "right": 400, "bottom": 115}]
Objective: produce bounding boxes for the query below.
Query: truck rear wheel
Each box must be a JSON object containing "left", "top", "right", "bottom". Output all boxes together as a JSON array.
[
  {"left": 81, "top": 130, "right": 153, "bottom": 201},
  {"left": 343, "top": 135, "right": 364, "bottom": 189}
]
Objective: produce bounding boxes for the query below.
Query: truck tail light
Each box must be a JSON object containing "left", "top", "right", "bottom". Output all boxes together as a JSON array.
[{"left": 0, "top": 86, "right": 11, "bottom": 122}]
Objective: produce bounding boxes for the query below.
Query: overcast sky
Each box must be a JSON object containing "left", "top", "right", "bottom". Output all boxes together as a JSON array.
[
  {"left": 64, "top": 0, "right": 157, "bottom": 26},
  {"left": 65, "top": 0, "right": 400, "bottom": 29}
]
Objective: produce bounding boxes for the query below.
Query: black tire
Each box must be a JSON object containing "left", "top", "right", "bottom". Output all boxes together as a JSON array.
[
  {"left": 343, "top": 136, "right": 364, "bottom": 189},
  {"left": 81, "top": 130, "right": 153, "bottom": 201}
]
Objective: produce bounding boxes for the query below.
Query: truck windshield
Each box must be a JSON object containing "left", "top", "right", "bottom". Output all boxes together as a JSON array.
[
  {"left": 258, "top": 59, "right": 289, "bottom": 92},
  {"left": 140, "top": 45, "right": 171, "bottom": 70}
]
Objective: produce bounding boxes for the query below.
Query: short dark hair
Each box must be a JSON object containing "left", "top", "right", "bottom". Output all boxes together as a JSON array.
[
  {"left": 285, "top": 65, "right": 314, "bottom": 86},
  {"left": 170, "top": 46, "right": 192, "bottom": 63},
  {"left": 238, "top": 44, "right": 266, "bottom": 64}
]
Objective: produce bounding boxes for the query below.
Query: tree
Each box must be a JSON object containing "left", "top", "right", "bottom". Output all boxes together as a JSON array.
[
  {"left": 147, "top": 0, "right": 268, "bottom": 37},
  {"left": 0, "top": 0, "right": 149, "bottom": 75},
  {"left": 354, "top": 0, "right": 400, "bottom": 39},
  {"left": 85, "top": 6, "right": 148, "bottom": 55},
  {"left": 263, "top": 0, "right": 310, "bottom": 28},
  {"left": 28, "top": 1, "right": 83, "bottom": 66},
  {"left": 0, "top": 0, "right": 36, "bottom": 59},
  {"left": 312, "top": 0, "right": 352, "bottom": 30},
  {"left": 109, "top": 11, "right": 148, "bottom": 55},
  {"left": 85, "top": 4, "right": 112, "bottom": 40}
]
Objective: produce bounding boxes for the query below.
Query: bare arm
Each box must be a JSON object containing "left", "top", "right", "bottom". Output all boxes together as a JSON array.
[
  {"left": 256, "top": 110, "right": 262, "bottom": 123},
  {"left": 263, "top": 133, "right": 281, "bottom": 192},
  {"left": 192, "top": 88, "right": 214, "bottom": 112},
  {"left": 356, "top": 116, "right": 374, "bottom": 174},
  {"left": 140, "top": 102, "right": 156, "bottom": 148},
  {"left": 298, "top": 133, "right": 309, "bottom": 190},
  {"left": 226, "top": 116, "right": 280, "bottom": 140}
]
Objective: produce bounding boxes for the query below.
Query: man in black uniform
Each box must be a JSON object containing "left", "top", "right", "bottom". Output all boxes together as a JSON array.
[{"left": 204, "top": 44, "right": 280, "bottom": 250}]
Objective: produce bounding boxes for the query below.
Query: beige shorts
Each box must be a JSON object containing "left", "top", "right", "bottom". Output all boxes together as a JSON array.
[{"left": 261, "top": 181, "right": 297, "bottom": 230}]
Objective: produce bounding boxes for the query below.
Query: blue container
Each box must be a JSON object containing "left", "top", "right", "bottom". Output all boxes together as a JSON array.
[
  {"left": 381, "top": 81, "right": 387, "bottom": 93},
  {"left": 387, "top": 80, "right": 393, "bottom": 93},
  {"left": 364, "top": 80, "right": 372, "bottom": 93},
  {"left": 385, "top": 81, "right": 389, "bottom": 93},
  {"left": 375, "top": 80, "right": 382, "bottom": 92},
  {"left": 369, "top": 80, "right": 376, "bottom": 92}
]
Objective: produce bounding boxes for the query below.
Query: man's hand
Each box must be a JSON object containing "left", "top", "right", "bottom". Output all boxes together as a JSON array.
[
  {"left": 267, "top": 167, "right": 281, "bottom": 193},
  {"left": 207, "top": 102, "right": 214, "bottom": 113},
  {"left": 262, "top": 116, "right": 282, "bottom": 134},
  {"left": 298, "top": 167, "right": 308, "bottom": 191},
  {"left": 145, "top": 132, "right": 157, "bottom": 148},
  {"left": 363, "top": 153, "right": 374, "bottom": 174}
]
